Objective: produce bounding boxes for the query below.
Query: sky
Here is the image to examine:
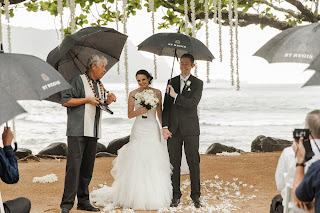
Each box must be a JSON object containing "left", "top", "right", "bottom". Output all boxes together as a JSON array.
[{"left": 1, "top": 5, "right": 315, "bottom": 84}]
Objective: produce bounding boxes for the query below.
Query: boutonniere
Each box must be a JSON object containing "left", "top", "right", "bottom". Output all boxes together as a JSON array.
[{"left": 184, "top": 80, "right": 191, "bottom": 91}]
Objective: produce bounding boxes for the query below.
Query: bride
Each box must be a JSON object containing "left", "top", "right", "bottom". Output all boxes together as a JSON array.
[{"left": 91, "top": 70, "right": 172, "bottom": 210}]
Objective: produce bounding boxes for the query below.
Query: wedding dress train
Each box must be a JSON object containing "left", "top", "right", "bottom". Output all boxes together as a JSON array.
[{"left": 91, "top": 102, "right": 172, "bottom": 210}]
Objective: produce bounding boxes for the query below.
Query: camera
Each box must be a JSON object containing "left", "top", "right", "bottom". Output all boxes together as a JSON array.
[
  {"left": 293, "top": 129, "right": 314, "bottom": 162},
  {"left": 99, "top": 100, "right": 114, "bottom": 115},
  {"left": 293, "top": 129, "right": 310, "bottom": 139}
]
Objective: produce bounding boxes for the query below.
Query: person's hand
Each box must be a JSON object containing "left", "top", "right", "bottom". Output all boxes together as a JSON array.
[
  {"left": 87, "top": 97, "right": 100, "bottom": 107},
  {"left": 296, "top": 200, "right": 315, "bottom": 213},
  {"left": 166, "top": 85, "right": 177, "bottom": 98},
  {"left": 106, "top": 92, "right": 116, "bottom": 105},
  {"left": 162, "top": 128, "right": 172, "bottom": 140},
  {"left": 139, "top": 107, "right": 148, "bottom": 115},
  {"left": 2, "top": 127, "right": 14, "bottom": 147},
  {"left": 292, "top": 137, "right": 305, "bottom": 163}
]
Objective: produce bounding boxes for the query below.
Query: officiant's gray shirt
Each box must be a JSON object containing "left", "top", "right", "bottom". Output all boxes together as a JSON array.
[{"left": 61, "top": 72, "right": 101, "bottom": 138}]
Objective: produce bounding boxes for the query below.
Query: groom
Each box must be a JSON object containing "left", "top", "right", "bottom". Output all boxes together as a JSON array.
[{"left": 162, "top": 53, "right": 203, "bottom": 208}]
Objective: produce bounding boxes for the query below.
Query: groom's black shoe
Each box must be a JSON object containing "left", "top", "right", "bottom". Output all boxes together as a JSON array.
[
  {"left": 170, "top": 198, "right": 180, "bottom": 207},
  {"left": 193, "top": 199, "right": 203, "bottom": 208},
  {"left": 77, "top": 203, "right": 100, "bottom": 212},
  {"left": 60, "top": 208, "right": 69, "bottom": 213}
]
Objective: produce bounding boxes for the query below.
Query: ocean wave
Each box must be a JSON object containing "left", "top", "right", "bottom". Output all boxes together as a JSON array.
[
  {"left": 200, "top": 120, "right": 303, "bottom": 127},
  {"left": 17, "top": 114, "right": 66, "bottom": 124},
  {"left": 102, "top": 117, "right": 133, "bottom": 124}
]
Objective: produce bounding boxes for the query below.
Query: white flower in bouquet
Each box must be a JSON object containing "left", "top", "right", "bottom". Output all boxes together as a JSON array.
[{"left": 133, "top": 89, "right": 159, "bottom": 110}]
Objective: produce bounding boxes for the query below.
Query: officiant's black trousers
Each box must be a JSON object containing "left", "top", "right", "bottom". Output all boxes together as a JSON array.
[
  {"left": 60, "top": 136, "right": 97, "bottom": 210},
  {"left": 167, "top": 129, "right": 201, "bottom": 200}
]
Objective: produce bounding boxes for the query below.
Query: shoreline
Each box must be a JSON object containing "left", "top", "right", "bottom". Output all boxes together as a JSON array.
[{"left": 1, "top": 152, "right": 280, "bottom": 212}]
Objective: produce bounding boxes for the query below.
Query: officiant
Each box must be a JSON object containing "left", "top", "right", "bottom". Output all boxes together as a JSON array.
[{"left": 59, "top": 54, "right": 116, "bottom": 213}]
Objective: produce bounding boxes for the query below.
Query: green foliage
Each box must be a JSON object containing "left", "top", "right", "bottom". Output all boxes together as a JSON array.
[{"left": 14, "top": 0, "right": 319, "bottom": 33}]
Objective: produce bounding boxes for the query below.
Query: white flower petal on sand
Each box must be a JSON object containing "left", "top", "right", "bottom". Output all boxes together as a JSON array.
[{"left": 33, "top": 173, "right": 58, "bottom": 183}]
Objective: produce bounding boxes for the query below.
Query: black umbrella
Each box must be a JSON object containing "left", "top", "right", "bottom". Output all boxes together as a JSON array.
[
  {"left": 254, "top": 23, "right": 320, "bottom": 64},
  {"left": 0, "top": 87, "right": 26, "bottom": 126},
  {"left": 0, "top": 87, "right": 27, "bottom": 151},
  {"left": 0, "top": 45, "right": 72, "bottom": 102},
  {"left": 302, "top": 71, "right": 320, "bottom": 87},
  {"left": 306, "top": 53, "right": 320, "bottom": 72},
  {"left": 46, "top": 26, "right": 127, "bottom": 103},
  {"left": 138, "top": 32, "right": 214, "bottom": 61},
  {"left": 138, "top": 32, "right": 214, "bottom": 81}
]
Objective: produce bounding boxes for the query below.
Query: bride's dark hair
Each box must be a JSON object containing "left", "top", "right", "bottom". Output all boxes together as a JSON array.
[{"left": 136, "top": 70, "right": 154, "bottom": 84}]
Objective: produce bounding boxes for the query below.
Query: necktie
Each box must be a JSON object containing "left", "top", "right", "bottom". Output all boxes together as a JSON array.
[{"left": 180, "top": 78, "right": 185, "bottom": 94}]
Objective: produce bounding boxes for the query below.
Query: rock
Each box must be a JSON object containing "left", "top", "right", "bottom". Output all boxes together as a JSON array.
[
  {"left": 97, "top": 142, "right": 108, "bottom": 153},
  {"left": 205, "top": 143, "right": 243, "bottom": 154},
  {"left": 251, "top": 135, "right": 291, "bottom": 152},
  {"left": 251, "top": 135, "right": 266, "bottom": 152},
  {"left": 96, "top": 152, "right": 117, "bottom": 158},
  {"left": 18, "top": 155, "right": 41, "bottom": 162},
  {"left": 105, "top": 135, "right": 130, "bottom": 155},
  {"left": 35, "top": 155, "right": 66, "bottom": 159},
  {"left": 15, "top": 148, "right": 32, "bottom": 159},
  {"left": 261, "top": 137, "right": 292, "bottom": 152},
  {"left": 38, "top": 142, "right": 68, "bottom": 156}
]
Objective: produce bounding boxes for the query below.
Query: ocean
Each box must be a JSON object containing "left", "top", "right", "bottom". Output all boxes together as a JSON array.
[{"left": 5, "top": 83, "right": 320, "bottom": 154}]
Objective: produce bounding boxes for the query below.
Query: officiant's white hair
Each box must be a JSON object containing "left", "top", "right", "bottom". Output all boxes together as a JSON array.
[
  {"left": 87, "top": 55, "right": 108, "bottom": 69},
  {"left": 305, "top": 110, "right": 320, "bottom": 138}
]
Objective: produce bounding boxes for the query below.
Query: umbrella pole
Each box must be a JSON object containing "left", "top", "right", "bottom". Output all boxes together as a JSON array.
[{"left": 167, "top": 49, "right": 178, "bottom": 94}]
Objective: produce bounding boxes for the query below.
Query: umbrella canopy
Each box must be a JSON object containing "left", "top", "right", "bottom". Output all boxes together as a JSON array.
[
  {"left": 306, "top": 53, "right": 320, "bottom": 72},
  {"left": 0, "top": 87, "right": 26, "bottom": 126},
  {"left": 254, "top": 23, "right": 320, "bottom": 64},
  {"left": 138, "top": 32, "right": 214, "bottom": 61},
  {"left": 47, "top": 26, "right": 128, "bottom": 82},
  {"left": 0, "top": 52, "right": 72, "bottom": 101},
  {"left": 302, "top": 71, "right": 320, "bottom": 87},
  {"left": 46, "top": 26, "right": 127, "bottom": 103}
]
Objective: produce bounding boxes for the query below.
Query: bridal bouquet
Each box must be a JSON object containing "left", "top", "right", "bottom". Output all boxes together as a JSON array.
[{"left": 133, "top": 89, "right": 159, "bottom": 118}]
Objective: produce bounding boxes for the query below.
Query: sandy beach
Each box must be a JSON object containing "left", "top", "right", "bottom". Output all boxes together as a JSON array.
[{"left": 1, "top": 152, "right": 281, "bottom": 212}]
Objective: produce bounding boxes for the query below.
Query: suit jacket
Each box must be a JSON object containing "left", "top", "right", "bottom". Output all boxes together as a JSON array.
[{"left": 162, "top": 74, "right": 203, "bottom": 136}]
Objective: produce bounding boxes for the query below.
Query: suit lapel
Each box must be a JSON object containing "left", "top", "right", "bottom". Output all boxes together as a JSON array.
[
  {"left": 172, "top": 76, "right": 180, "bottom": 95},
  {"left": 181, "top": 75, "right": 193, "bottom": 94}
]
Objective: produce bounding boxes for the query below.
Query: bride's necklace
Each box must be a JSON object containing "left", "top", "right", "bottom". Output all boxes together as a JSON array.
[{"left": 85, "top": 72, "right": 106, "bottom": 101}]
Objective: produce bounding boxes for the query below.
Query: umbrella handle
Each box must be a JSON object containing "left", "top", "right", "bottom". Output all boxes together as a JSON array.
[{"left": 13, "top": 142, "right": 17, "bottom": 152}]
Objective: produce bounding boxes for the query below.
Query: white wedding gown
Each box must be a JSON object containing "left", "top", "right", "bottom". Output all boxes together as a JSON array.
[{"left": 91, "top": 102, "right": 172, "bottom": 210}]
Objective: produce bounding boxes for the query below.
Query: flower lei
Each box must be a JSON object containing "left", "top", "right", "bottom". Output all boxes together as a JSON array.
[
  {"left": 205, "top": 0, "right": 210, "bottom": 83},
  {"left": 116, "top": 0, "right": 120, "bottom": 75},
  {"left": 149, "top": 0, "right": 157, "bottom": 79},
  {"left": 218, "top": 0, "right": 222, "bottom": 62},
  {"left": 190, "top": 0, "right": 196, "bottom": 37},
  {"left": 184, "top": 0, "right": 189, "bottom": 35},
  {"left": 84, "top": 72, "right": 106, "bottom": 101},
  {"left": 228, "top": 0, "right": 234, "bottom": 86},
  {"left": 4, "top": 0, "right": 11, "bottom": 53},
  {"left": 234, "top": 0, "right": 240, "bottom": 90},
  {"left": 123, "top": 0, "right": 129, "bottom": 99},
  {"left": 70, "top": 0, "right": 76, "bottom": 34},
  {"left": 0, "top": 8, "right": 2, "bottom": 45},
  {"left": 57, "top": 0, "right": 64, "bottom": 39}
]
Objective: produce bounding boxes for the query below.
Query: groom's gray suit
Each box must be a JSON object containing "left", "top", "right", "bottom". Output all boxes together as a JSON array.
[{"left": 162, "top": 74, "right": 203, "bottom": 201}]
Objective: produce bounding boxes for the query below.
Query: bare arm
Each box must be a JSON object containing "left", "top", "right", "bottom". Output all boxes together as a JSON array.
[
  {"left": 127, "top": 91, "right": 148, "bottom": 119},
  {"left": 62, "top": 97, "right": 100, "bottom": 107},
  {"left": 155, "top": 90, "right": 162, "bottom": 125}
]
